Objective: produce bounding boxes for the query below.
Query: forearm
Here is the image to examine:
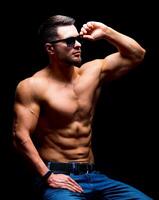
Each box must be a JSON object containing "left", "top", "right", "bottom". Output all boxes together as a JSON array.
[
  {"left": 13, "top": 134, "right": 48, "bottom": 176},
  {"left": 103, "top": 26, "right": 146, "bottom": 61},
  {"left": 80, "top": 21, "right": 145, "bottom": 62}
]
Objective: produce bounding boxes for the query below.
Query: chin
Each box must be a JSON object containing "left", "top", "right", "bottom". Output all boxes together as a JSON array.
[
  {"left": 65, "top": 57, "right": 82, "bottom": 67},
  {"left": 74, "top": 58, "right": 82, "bottom": 67},
  {"left": 68, "top": 58, "right": 82, "bottom": 67}
]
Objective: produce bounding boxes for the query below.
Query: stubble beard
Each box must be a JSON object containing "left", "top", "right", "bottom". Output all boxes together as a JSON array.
[{"left": 66, "top": 57, "right": 82, "bottom": 68}]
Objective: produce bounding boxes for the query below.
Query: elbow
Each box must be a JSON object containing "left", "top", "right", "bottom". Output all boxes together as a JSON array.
[
  {"left": 12, "top": 130, "right": 29, "bottom": 149},
  {"left": 133, "top": 47, "right": 146, "bottom": 64},
  {"left": 12, "top": 132, "right": 20, "bottom": 149}
]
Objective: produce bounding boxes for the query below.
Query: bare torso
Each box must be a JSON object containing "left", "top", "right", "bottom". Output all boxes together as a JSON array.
[{"left": 32, "top": 61, "right": 102, "bottom": 163}]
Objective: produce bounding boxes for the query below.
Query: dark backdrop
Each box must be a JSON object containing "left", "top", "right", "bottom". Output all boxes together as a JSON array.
[{"left": 1, "top": 1, "right": 158, "bottom": 199}]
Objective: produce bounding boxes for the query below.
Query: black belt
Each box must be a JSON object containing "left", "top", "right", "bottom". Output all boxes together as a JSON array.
[{"left": 46, "top": 162, "right": 96, "bottom": 175}]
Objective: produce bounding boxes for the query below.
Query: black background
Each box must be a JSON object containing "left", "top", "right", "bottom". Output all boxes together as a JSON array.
[{"left": 1, "top": 1, "right": 158, "bottom": 199}]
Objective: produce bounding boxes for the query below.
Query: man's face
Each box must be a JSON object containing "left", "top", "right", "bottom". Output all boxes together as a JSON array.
[{"left": 52, "top": 25, "right": 82, "bottom": 67}]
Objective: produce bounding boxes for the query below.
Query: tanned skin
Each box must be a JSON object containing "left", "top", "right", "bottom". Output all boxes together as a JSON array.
[{"left": 13, "top": 21, "right": 145, "bottom": 193}]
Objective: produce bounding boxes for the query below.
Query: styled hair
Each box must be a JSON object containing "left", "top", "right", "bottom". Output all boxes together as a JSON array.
[{"left": 38, "top": 15, "right": 75, "bottom": 45}]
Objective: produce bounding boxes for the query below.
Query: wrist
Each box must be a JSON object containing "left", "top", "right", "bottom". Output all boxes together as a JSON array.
[{"left": 42, "top": 170, "right": 52, "bottom": 182}]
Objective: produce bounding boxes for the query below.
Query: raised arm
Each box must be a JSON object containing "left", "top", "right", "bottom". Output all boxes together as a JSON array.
[
  {"left": 12, "top": 79, "right": 49, "bottom": 176},
  {"left": 80, "top": 21, "right": 146, "bottom": 81}
]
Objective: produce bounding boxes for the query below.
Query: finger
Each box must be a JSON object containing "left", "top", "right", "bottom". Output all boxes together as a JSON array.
[
  {"left": 66, "top": 177, "right": 83, "bottom": 192},
  {"left": 87, "top": 22, "right": 94, "bottom": 28},
  {"left": 62, "top": 182, "right": 83, "bottom": 193},
  {"left": 81, "top": 27, "right": 87, "bottom": 34},
  {"left": 83, "top": 24, "right": 93, "bottom": 33},
  {"left": 50, "top": 180, "right": 83, "bottom": 193},
  {"left": 55, "top": 177, "right": 80, "bottom": 189},
  {"left": 67, "top": 177, "right": 83, "bottom": 188}
]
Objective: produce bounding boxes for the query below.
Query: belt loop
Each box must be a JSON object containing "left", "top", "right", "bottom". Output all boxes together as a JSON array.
[
  {"left": 86, "top": 164, "right": 89, "bottom": 174},
  {"left": 47, "top": 161, "right": 51, "bottom": 170},
  {"left": 72, "top": 162, "right": 76, "bottom": 174}
]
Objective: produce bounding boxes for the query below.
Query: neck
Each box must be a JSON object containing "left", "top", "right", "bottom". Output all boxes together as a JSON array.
[{"left": 48, "top": 62, "right": 79, "bottom": 83}]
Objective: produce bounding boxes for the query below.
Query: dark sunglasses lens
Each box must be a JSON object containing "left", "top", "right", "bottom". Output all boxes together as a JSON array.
[
  {"left": 66, "top": 36, "right": 83, "bottom": 47},
  {"left": 66, "top": 38, "right": 76, "bottom": 47},
  {"left": 77, "top": 36, "right": 83, "bottom": 44}
]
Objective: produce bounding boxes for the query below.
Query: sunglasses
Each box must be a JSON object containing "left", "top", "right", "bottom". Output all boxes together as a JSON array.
[{"left": 50, "top": 35, "right": 83, "bottom": 47}]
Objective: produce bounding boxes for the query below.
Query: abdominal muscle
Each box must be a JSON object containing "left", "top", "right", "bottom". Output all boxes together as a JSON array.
[{"left": 36, "top": 120, "right": 95, "bottom": 164}]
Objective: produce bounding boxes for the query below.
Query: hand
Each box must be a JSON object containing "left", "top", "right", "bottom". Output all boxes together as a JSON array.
[
  {"left": 47, "top": 173, "right": 83, "bottom": 193},
  {"left": 80, "top": 21, "right": 108, "bottom": 41}
]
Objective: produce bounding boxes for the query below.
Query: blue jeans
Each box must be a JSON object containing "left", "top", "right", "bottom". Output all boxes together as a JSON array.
[{"left": 36, "top": 171, "right": 152, "bottom": 200}]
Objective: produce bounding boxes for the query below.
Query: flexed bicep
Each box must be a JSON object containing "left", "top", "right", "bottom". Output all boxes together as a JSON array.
[{"left": 100, "top": 52, "right": 138, "bottom": 81}]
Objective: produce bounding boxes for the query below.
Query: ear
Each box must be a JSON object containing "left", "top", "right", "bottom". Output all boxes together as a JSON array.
[{"left": 45, "top": 43, "right": 55, "bottom": 55}]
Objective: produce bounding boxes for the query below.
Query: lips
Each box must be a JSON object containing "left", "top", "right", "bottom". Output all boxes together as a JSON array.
[{"left": 73, "top": 51, "right": 81, "bottom": 56}]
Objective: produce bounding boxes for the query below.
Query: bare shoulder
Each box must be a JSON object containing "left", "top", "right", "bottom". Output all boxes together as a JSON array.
[
  {"left": 15, "top": 69, "right": 47, "bottom": 103},
  {"left": 15, "top": 78, "right": 35, "bottom": 103}
]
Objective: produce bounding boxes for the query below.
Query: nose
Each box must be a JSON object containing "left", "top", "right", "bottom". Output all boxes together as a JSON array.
[{"left": 74, "top": 39, "right": 81, "bottom": 47}]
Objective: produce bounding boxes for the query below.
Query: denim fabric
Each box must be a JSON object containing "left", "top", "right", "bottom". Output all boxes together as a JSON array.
[{"left": 35, "top": 171, "right": 153, "bottom": 200}]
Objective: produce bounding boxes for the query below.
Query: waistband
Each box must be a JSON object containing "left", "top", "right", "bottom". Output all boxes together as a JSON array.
[{"left": 46, "top": 161, "right": 96, "bottom": 175}]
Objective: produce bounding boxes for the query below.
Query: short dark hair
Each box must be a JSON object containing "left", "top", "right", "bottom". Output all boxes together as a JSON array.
[{"left": 38, "top": 15, "right": 75, "bottom": 45}]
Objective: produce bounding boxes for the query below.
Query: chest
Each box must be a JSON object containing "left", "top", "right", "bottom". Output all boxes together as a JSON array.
[{"left": 41, "top": 76, "right": 100, "bottom": 120}]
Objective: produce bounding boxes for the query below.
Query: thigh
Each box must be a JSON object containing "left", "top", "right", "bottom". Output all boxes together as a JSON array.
[
  {"left": 42, "top": 188, "right": 86, "bottom": 200},
  {"left": 99, "top": 175, "right": 153, "bottom": 200}
]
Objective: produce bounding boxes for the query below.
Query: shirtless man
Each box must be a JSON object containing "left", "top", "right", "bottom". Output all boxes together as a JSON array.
[{"left": 12, "top": 15, "right": 152, "bottom": 199}]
